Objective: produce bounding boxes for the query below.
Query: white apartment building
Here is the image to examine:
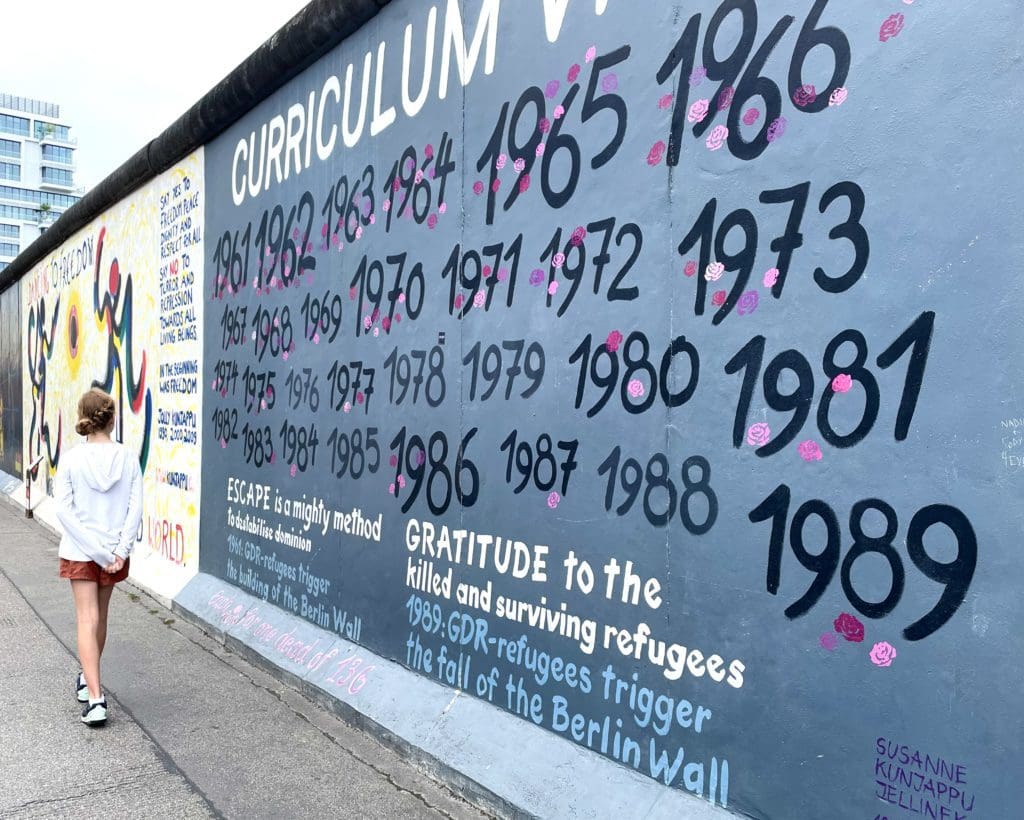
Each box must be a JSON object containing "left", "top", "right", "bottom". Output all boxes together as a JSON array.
[{"left": 0, "top": 93, "right": 81, "bottom": 273}]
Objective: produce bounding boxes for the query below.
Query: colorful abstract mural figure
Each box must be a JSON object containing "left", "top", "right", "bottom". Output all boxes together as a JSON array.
[{"left": 91, "top": 226, "right": 152, "bottom": 472}]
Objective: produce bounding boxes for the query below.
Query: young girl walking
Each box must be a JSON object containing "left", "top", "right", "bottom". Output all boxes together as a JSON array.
[{"left": 54, "top": 388, "right": 143, "bottom": 726}]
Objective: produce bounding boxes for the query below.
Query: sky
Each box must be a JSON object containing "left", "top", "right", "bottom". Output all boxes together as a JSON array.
[{"left": 0, "top": 0, "right": 311, "bottom": 191}]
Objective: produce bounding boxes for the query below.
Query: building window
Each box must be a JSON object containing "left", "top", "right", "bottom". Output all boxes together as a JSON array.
[
  {"left": 0, "top": 224, "right": 17, "bottom": 238},
  {"left": 0, "top": 204, "right": 48, "bottom": 220},
  {"left": 41, "top": 145, "right": 72, "bottom": 164},
  {"left": 0, "top": 185, "right": 79, "bottom": 208},
  {"left": 0, "top": 242, "right": 19, "bottom": 257},
  {"left": 0, "top": 162, "right": 19, "bottom": 182},
  {"left": 0, "top": 114, "right": 30, "bottom": 137},
  {"left": 41, "top": 167, "right": 73, "bottom": 186},
  {"left": 0, "top": 139, "right": 19, "bottom": 160},
  {"left": 0, "top": 261, "right": 8, "bottom": 272},
  {"left": 34, "top": 121, "right": 70, "bottom": 141}
]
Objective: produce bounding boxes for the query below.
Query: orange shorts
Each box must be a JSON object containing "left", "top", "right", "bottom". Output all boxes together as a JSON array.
[{"left": 59, "top": 557, "right": 130, "bottom": 585}]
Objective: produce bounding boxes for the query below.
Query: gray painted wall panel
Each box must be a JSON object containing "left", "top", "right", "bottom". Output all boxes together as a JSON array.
[{"left": 200, "top": 2, "right": 1023, "bottom": 816}]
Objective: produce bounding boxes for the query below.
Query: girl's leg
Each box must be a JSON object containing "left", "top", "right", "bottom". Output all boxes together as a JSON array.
[
  {"left": 70, "top": 580, "right": 102, "bottom": 699},
  {"left": 97, "top": 585, "right": 114, "bottom": 658}
]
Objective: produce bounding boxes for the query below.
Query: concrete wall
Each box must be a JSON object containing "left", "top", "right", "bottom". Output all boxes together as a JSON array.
[
  {"left": 2, "top": 2, "right": 1022, "bottom": 817},
  {"left": 0, "top": 282, "right": 21, "bottom": 476}
]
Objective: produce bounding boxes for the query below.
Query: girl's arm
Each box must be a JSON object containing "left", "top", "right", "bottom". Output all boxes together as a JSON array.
[{"left": 114, "top": 455, "right": 143, "bottom": 559}]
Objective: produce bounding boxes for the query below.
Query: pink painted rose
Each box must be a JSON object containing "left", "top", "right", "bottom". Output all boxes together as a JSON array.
[
  {"left": 473, "top": 180, "right": 484, "bottom": 195},
  {"left": 414, "top": 169, "right": 424, "bottom": 184},
  {"left": 606, "top": 330, "right": 623, "bottom": 353},
  {"left": 539, "top": 118, "right": 551, "bottom": 134},
  {"left": 767, "top": 117, "right": 787, "bottom": 142},
  {"left": 381, "top": 317, "right": 391, "bottom": 332},
  {"left": 290, "top": 464, "right": 297, "bottom": 477},
  {"left": 792, "top": 84, "right": 817, "bottom": 108},
  {"left": 570, "top": 226, "right": 587, "bottom": 246},
  {"left": 647, "top": 141, "right": 666, "bottom": 166},
  {"left": 585, "top": 46, "right": 597, "bottom": 63},
  {"left": 717, "top": 85, "right": 735, "bottom": 110},
  {"left": 627, "top": 379, "right": 645, "bottom": 398},
  {"left": 547, "top": 491, "right": 561, "bottom": 509},
  {"left": 763, "top": 268, "right": 779, "bottom": 288},
  {"left": 567, "top": 63, "right": 581, "bottom": 83},
  {"left": 397, "top": 474, "right": 406, "bottom": 489},
  {"left": 473, "top": 290, "right": 486, "bottom": 308},
  {"left": 553, "top": 252, "right": 566, "bottom": 269},
  {"left": 834, "top": 612, "right": 865, "bottom": 643},
  {"left": 689, "top": 66, "right": 707, "bottom": 87},
  {"left": 519, "top": 174, "right": 531, "bottom": 193},
  {"left": 535, "top": 142, "right": 546, "bottom": 157},
  {"left": 706, "top": 124, "right": 729, "bottom": 151},
  {"left": 491, "top": 178, "right": 501, "bottom": 193},
  {"left": 798, "top": 440, "right": 823, "bottom": 462},
  {"left": 388, "top": 483, "right": 396, "bottom": 496},
  {"left": 737, "top": 290, "right": 759, "bottom": 316},
  {"left": 832, "top": 373, "right": 853, "bottom": 393},
  {"left": 658, "top": 93, "right": 674, "bottom": 110},
  {"left": 548, "top": 281, "right": 559, "bottom": 296},
  {"left": 438, "top": 203, "right": 447, "bottom": 215},
  {"left": 742, "top": 108, "right": 760, "bottom": 126},
  {"left": 553, "top": 105, "right": 565, "bottom": 120},
  {"left": 746, "top": 422, "right": 771, "bottom": 447},
  {"left": 711, "top": 290, "right": 726, "bottom": 307},
  {"left": 545, "top": 80, "right": 561, "bottom": 99},
  {"left": 513, "top": 157, "right": 526, "bottom": 173},
  {"left": 343, "top": 401, "right": 351, "bottom": 413},
  {"left": 829, "top": 87, "right": 848, "bottom": 107},
  {"left": 601, "top": 74, "right": 619, "bottom": 93},
  {"left": 495, "top": 154, "right": 507, "bottom": 170},
  {"left": 870, "top": 641, "right": 897, "bottom": 667},
  {"left": 705, "top": 261, "right": 725, "bottom": 281},
  {"left": 427, "top": 214, "right": 438, "bottom": 229},
  {"left": 424, "top": 143, "right": 434, "bottom": 158},
  {"left": 687, "top": 98, "right": 710, "bottom": 123},
  {"left": 454, "top": 294, "right": 464, "bottom": 310},
  {"left": 529, "top": 269, "right": 545, "bottom": 286},
  {"left": 819, "top": 633, "right": 838, "bottom": 651},
  {"left": 879, "top": 13, "right": 905, "bottom": 43},
  {"left": 684, "top": 260, "right": 697, "bottom": 277}
]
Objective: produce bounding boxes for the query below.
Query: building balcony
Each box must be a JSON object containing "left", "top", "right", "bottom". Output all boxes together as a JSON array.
[{"left": 39, "top": 179, "right": 74, "bottom": 192}]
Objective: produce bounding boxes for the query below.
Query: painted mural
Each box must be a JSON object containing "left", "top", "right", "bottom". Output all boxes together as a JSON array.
[
  {"left": 196, "top": 1, "right": 1022, "bottom": 817},
  {"left": 21, "top": 151, "right": 204, "bottom": 598},
  {"left": 0, "top": 1, "right": 1019, "bottom": 817},
  {"left": 0, "top": 281, "right": 22, "bottom": 477}
]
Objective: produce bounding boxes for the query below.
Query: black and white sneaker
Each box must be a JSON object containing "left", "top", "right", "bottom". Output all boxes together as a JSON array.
[
  {"left": 81, "top": 698, "right": 108, "bottom": 726},
  {"left": 75, "top": 672, "right": 89, "bottom": 703}
]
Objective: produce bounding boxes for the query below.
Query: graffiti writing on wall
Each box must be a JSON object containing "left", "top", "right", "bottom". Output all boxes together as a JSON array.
[
  {"left": 191, "top": 0, "right": 1018, "bottom": 817},
  {"left": 21, "top": 156, "right": 205, "bottom": 599}
]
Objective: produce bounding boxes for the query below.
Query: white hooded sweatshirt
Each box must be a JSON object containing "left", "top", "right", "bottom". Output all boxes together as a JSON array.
[{"left": 54, "top": 441, "right": 143, "bottom": 565}]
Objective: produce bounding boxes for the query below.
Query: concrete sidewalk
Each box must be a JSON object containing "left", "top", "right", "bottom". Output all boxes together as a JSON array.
[{"left": 0, "top": 503, "right": 491, "bottom": 819}]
